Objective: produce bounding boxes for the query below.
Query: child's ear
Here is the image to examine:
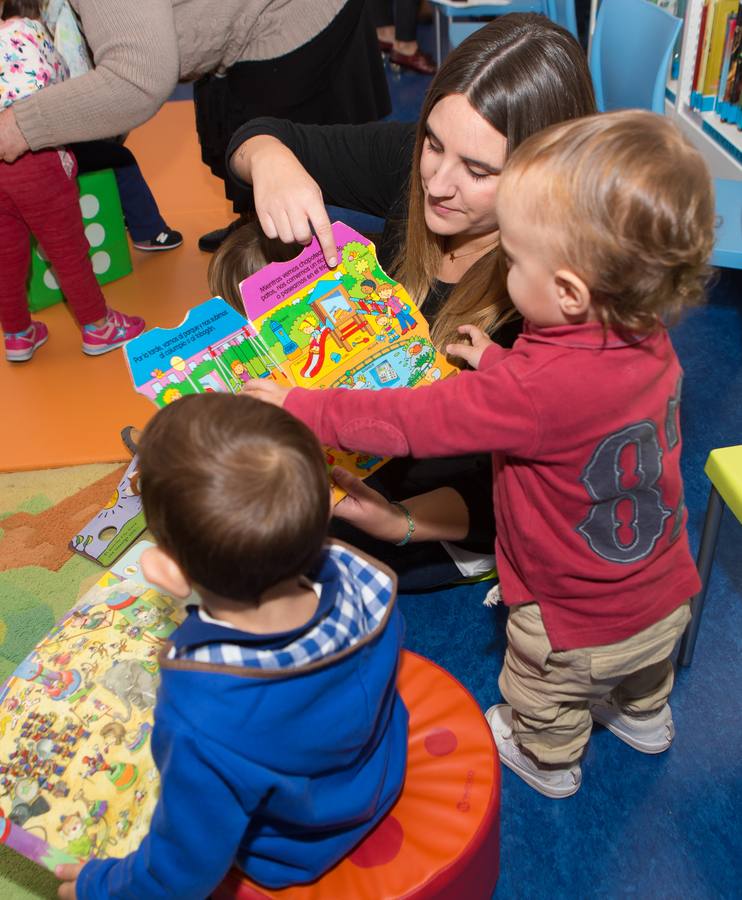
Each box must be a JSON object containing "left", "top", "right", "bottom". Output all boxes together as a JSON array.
[
  {"left": 554, "top": 269, "right": 592, "bottom": 319},
  {"left": 140, "top": 547, "right": 192, "bottom": 598}
]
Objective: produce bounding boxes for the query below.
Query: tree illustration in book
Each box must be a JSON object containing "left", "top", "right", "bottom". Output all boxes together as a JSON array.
[{"left": 0, "top": 545, "right": 184, "bottom": 871}]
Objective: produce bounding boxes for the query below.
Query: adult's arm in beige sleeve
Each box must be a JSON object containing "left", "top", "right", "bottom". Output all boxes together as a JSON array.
[{"left": 12, "top": 0, "right": 180, "bottom": 151}]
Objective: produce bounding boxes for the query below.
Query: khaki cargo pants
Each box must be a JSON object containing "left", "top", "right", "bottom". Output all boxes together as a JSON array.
[{"left": 498, "top": 601, "right": 691, "bottom": 767}]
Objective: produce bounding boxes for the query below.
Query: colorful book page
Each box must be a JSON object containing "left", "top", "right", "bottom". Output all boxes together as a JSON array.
[
  {"left": 240, "top": 222, "right": 450, "bottom": 389},
  {"left": 239, "top": 223, "right": 457, "bottom": 483},
  {"left": 0, "top": 543, "right": 183, "bottom": 872},
  {"left": 123, "top": 297, "right": 287, "bottom": 409},
  {"left": 122, "top": 224, "right": 456, "bottom": 502}
]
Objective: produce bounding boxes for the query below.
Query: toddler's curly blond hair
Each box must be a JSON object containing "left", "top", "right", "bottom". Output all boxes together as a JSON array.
[{"left": 498, "top": 110, "right": 716, "bottom": 334}]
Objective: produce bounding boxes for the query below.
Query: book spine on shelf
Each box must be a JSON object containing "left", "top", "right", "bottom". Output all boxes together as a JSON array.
[
  {"left": 691, "top": 1, "right": 711, "bottom": 108},
  {"left": 701, "top": 0, "right": 739, "bottom": 105},
  {"left": 720, "top": 5, "right": 742, "bottom": 120},
  {"left": 715, "top": 13, "right": 738, "bottom": 112}
]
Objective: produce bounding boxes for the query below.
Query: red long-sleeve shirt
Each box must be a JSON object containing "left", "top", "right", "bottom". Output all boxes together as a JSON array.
[{"left": 286, "top": 321, "right": 700, "bottom": 650}]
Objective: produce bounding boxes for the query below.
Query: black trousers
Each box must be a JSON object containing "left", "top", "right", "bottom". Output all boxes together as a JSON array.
[{"left": 372, "top": 0, "right": 419, "bottom": 43}]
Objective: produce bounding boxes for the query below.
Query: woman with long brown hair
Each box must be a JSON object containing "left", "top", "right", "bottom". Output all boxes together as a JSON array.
[{"left": 228, "top": 14, "right": 597, "bottom": 590}]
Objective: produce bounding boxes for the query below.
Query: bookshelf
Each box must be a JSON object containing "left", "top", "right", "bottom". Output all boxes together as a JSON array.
[{"left": 669, "top": 0, "right": 742, "bottom": 179}]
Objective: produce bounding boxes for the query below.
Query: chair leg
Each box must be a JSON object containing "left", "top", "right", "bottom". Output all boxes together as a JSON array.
[
  {"left": 677, "top": 486, "right": 724, "bottom": 667},
  {"left": 434, "top": 8, "right": 443, "bottom": 68}
]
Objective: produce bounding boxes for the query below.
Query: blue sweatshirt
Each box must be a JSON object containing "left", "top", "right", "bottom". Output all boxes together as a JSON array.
[{"left": 77, "top": 543, "right": 408, "bottom": 898}]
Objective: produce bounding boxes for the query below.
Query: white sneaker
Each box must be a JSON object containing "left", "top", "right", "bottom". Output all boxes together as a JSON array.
[
  {"left": 590, "top": 698, "right": 674, "bottom": 754},
  {"left": 485, "top": 704, "right": 582, "bottom": 799}
]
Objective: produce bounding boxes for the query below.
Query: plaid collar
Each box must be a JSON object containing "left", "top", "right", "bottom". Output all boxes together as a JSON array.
[{"left": 170, "top": 543, "right": 394, "bottom": 670}]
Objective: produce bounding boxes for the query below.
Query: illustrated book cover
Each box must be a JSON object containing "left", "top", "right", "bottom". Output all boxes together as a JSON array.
[
  {"left": 124, "top": 222, "right": 456, "bottom": 492},
  {"left": 0, "top": 543, "right": 183, "bottom": 871}
]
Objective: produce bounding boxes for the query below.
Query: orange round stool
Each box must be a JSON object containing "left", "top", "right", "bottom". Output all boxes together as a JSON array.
[{"left": 214, "top": 651, "right": 501, "bottom": 900}]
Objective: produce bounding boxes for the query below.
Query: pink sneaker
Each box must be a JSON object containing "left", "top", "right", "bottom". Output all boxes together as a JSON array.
[
  {"left": 4, "top": 321, "right": 49, "bottom": 362},
  {"left": 82, "top": 308, "right": 145, "bottom": 356}
]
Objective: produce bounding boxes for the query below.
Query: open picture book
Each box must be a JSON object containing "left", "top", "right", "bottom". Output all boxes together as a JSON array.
[
  {"left": 0, "top": 543, "right": 183, "bottom": 871},
  {"left": 123, "top": 222, "right": 456, "bottom": 495}
]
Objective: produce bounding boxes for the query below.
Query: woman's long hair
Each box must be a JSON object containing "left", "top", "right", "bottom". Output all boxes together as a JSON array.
[{"left": 393, "top": 14, "right": 596, "bottom": 351}]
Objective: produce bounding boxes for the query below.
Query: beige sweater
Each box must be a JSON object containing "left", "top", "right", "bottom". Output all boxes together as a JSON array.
[{"left": 14, "top": 0, "right": 346, "bottom": 150}]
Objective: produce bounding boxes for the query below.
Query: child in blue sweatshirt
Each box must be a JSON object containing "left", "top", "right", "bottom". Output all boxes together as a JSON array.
[{"left": 57, "top": 393, "right": 408, "bottom": 900}]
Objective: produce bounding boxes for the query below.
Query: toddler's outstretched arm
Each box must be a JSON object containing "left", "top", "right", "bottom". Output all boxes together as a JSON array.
[{"left": 282, "top": 342, "right": 536, "bottom": 462}]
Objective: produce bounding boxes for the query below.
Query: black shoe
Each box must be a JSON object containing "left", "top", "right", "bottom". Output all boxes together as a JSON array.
[
  {"left": 198, "top": 218, "right": 244, "bottom": 253},
  {"left": 132, "top": 229, "right": 184, "bottom": 251}
]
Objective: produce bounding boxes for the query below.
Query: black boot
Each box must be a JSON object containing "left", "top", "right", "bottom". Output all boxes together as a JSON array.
[{"left": 198, "top": 217, "right": 246, "bottom": 253}]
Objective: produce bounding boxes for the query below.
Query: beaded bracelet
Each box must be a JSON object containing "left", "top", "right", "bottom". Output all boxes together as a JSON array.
[{"left": 392, "top": 501, "right": 416, "bottom": 547}]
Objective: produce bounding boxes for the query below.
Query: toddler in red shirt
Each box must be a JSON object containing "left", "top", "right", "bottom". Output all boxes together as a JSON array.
[{"left": 243, "top": 110, "right": 715, "bottom": 798}]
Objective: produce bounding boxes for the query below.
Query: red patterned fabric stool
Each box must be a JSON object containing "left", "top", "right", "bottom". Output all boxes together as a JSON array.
[{"left": 214, "top": 650, "right": 501, "bottom": 900}]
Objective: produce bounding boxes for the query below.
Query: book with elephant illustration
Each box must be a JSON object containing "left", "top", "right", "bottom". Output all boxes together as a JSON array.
[
  {"left": 0, "top": 543, "right": 184, "bottom": 871},
  {"left": 123, "top": 222, "right": 456, "bottom": 492}
]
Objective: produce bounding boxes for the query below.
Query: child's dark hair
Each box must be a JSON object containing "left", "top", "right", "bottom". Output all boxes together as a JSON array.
[
  {"left": 138, "top": 393, "right": 330, "bottom": 602},
  {"left": 207, "top": 221, "right": 301, "bottom": 316},
  {"left": 1, "top": 0, "right": 42, "bottom": 19}
]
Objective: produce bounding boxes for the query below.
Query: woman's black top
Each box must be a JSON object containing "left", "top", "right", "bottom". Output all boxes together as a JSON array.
[{"left": 228, "top": 118, "right": 523, "bottom": 552}]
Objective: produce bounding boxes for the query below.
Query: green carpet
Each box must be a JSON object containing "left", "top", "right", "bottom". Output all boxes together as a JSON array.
[{"left": 0, "top": 463, "right": 124, "bottom": 899}]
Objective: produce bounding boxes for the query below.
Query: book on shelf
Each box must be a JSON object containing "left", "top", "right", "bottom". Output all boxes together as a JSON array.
[
  {"left": 699, "top": 0, "right": 739, "bottom": 108},
  {"left": 687, "top": 0, "right": 742, "bottom": 124},
  {"left": 718, "top": 4, "right": 742, "bottom": 123},
  {"left": 691, "top": 0, "right": 712, "bottom": 105},
  {"left": 716, "top": 9, "right": 740, "bottom": 113}
]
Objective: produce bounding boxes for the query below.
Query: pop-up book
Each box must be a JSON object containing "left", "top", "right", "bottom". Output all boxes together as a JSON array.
[
  {"left": 123, "top": 223, "right": 456, "bottom": 492},
  {"left": 0, "top": 543, "right": 183, "bottom": 871}
]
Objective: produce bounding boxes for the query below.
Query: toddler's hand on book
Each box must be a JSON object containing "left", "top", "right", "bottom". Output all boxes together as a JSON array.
[
  {"left": 446, "top": 325, "right": 493, "bottom": 370},
  {"left": 242, "top": 378, "right": 290, "bottom": 408},
  {"left": 56, "top": 863, "right": 83, "bottom": 899}
]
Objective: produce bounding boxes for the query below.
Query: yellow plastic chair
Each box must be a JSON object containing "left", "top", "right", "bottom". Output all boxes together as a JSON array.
[{"left": 678, "top": 445, "right": 742, "bottom": 666}]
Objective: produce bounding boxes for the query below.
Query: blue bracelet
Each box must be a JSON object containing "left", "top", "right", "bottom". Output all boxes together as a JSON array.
[{"left": 392, "top": 501, "right": 416, "bottom": 547}]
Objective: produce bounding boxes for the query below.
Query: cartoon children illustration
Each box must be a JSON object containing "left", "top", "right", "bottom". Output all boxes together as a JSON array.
[
  {"left": 298, "top": 316, "right": 333, "bottom": 379},
  {"left": 230, "top": 359, "right": 251, "bottom": 386},
  {"left": 378, "top": 282, "right": 416, "bottom": 334},
  {"left": 375, "top": 315, "right": 399, "bottom": 343},
  {"left": 357, "top": 279, "right": 385, "bottom": 316}
]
